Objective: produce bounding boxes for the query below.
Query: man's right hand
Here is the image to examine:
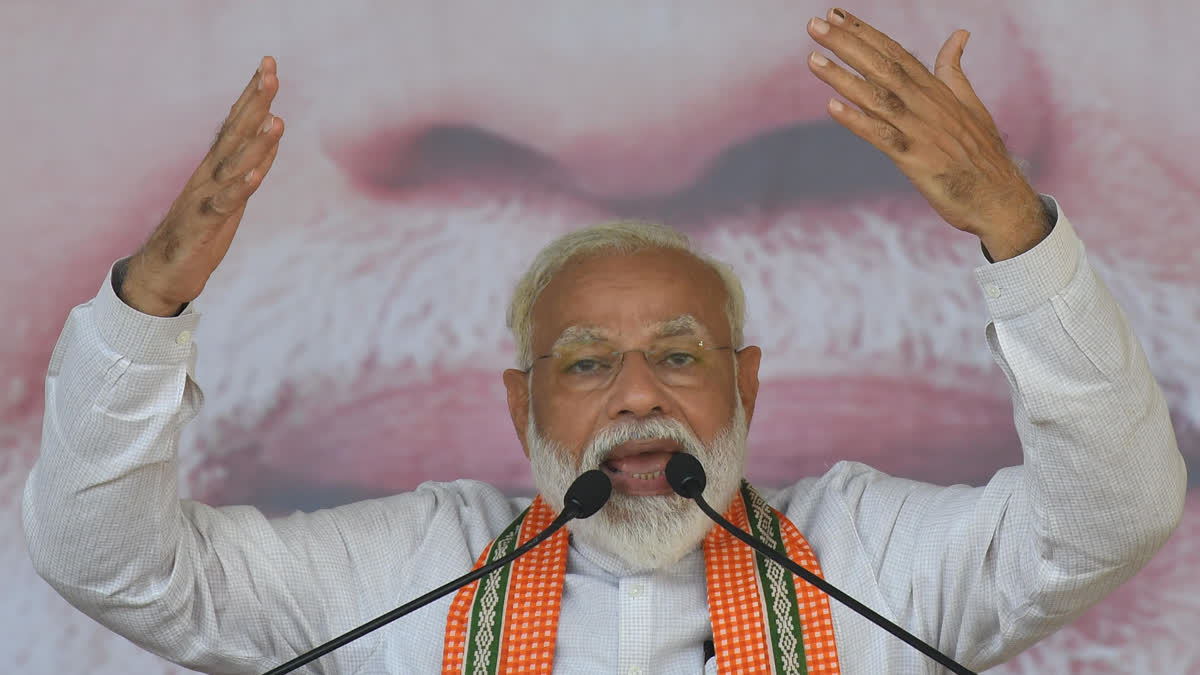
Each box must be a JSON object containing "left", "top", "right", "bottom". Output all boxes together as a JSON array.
[{"left": 119, "top": 56, "right": 284, "bottom": 317}]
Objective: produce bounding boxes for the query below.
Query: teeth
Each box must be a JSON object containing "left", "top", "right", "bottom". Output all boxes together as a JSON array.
[{"left": 631, "top": 470, "right": 664, "bottom": 480}]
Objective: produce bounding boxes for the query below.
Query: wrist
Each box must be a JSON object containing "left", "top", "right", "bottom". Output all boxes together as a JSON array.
[
  {"left": 978, "top": 194, "right": 1053, "bottom": 262},
  {"left": 117, "top": 258, "right": 186, "bottom": 317}
]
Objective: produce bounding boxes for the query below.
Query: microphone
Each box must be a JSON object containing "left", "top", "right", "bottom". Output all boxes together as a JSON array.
[
  {"left": 262, "top": 469, "right": 612, "bottom": 675},
  {"left": 665, "top": 454, "right": 977, "bottom": 675}
]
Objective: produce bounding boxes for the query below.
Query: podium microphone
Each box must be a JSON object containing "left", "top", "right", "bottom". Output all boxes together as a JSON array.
[
  {"left": 263, "top": 469, "right": 612, "bottom": 675},
  {"left": 665, "top": 453, "right": 977, "bottom": 675}
]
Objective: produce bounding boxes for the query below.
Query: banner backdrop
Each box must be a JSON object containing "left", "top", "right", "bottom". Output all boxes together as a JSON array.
[{"left": 2, "top": 2, "right": 1196, "bottom": 672}]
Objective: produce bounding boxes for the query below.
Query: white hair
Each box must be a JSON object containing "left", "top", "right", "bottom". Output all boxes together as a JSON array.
[{"left": 506, "top": 221, "right": 747, "bottom": 369}]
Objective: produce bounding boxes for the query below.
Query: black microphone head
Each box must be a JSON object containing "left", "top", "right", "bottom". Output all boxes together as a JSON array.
[
  {"left": 562, "top": 469, "right": 612, "bottom": 519},
  {"left": 665, "top": 453, "right": 706, "bottom": 499}
]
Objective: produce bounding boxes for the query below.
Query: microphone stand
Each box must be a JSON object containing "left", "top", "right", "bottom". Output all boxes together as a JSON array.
[
  {"left": 667, "top": 454, "right": 976, "bottom": 675},
  {"left": 262, "top": 470, "right": 611, "bottom": 675}
]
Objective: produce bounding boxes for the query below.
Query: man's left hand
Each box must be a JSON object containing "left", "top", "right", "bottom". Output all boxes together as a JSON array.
[{"left": 807, "top": 8, "right": 1049, "bottom": 261}]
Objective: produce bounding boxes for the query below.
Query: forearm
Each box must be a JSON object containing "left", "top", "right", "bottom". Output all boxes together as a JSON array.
[
  {"left": 21, "top": 260, "right": 217, "bottom": 650},
  {"left": 21, "top": 264, "right": 303, "bottom": 672},
  {"left": 978, "top": 202, "right": 1185, "bottom": 648},
  {"left": 867, "top": 202, "right": 1190, "bottom": 669}
]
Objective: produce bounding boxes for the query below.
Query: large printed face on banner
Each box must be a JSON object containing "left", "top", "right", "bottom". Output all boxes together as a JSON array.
[{"left": 2, "top": 2, "right": 1197, "bottom": 673}]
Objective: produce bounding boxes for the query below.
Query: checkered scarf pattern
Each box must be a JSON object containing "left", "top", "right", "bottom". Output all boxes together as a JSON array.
[
  {"left": 442, "top": 496, "right": 566, "bottom": 674},
  {"left": 442, "top": 486, "right": 840, "bottom": 674},
  {"left": 704, "top": 483, "right": 841, "bottom": 674}
]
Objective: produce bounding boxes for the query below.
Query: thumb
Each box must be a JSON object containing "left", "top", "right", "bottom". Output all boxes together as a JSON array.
[
  {"left": 934, "top": 30, "right": 994, "bottom": 124},
  {"left": 933, "top": 30, "right": 969, "bottom": 86}
]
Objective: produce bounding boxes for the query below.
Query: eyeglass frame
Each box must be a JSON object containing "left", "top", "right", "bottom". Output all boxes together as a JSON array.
[{"left": 524, "top": 338, "right": 735, "bottom": 391}]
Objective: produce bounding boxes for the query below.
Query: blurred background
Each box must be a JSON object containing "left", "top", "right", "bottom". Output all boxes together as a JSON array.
[{"left": 2, "top": 1, "right": 1196, "bottom": 672}]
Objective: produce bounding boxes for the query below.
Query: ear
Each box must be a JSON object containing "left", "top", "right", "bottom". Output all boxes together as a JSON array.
[
  {"left": 734, "top": 346, "right": 761, "bottom": 426},
  {"left": 502, "top": 368, "right": 532, "bottom": 458}
]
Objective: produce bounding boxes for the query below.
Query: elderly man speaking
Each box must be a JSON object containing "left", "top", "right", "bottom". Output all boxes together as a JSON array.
[{"left": 22, "top": 9, "right": 1184, "bottom": 674}]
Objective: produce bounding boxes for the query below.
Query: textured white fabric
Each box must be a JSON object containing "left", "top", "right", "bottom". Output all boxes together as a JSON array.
[{"left": 22, "top": 200, "right": 1186, "bottom": 674}]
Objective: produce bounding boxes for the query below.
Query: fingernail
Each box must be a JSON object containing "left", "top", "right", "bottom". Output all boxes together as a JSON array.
[
  {"left": 261, "top": 115, "right": 273, "bottom": 134},
  {"left": 811, "top": 17, "right": 830, "bottom": 34},
  {"left": 831, "top": 8, "right": 846, "bottom": 24},
  {"left": 810, "top": 52, "right": 829, "bottom": 67},
  {"left": 244, "top": 169, "right": 256, "bottom": 183},
  {"left": 257, "top": 75, "right": 263, "bottom": 90},
  {"left": 829, "top": 99, "right": 845, "bottom": 112}
]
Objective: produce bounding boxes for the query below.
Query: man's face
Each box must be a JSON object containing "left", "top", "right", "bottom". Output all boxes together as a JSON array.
[
  {"left": 503, "top": 247, "right": 761, "bottom": 569},
  {"left": 504, "top": 248, "right": 760, "bottom": 493}
]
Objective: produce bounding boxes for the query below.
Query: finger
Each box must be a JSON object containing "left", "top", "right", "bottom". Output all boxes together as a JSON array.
[
  {"left": 246, "top": 132, "right": 282, "bottom": 189},
  {"left": 211, "top": 56, "right": 275, "bottom": 149},
  {"left": 210, "top": 57, "right": 280, "bottom": 160},
  {"left": 808, "top": 51, "right": 912, "bottom": 125},
  {"left": 825, "top": 97, "right": 914, "bottom": 160},
  {"left": 808, "top": 10, "right": 924, "bottom": 89},
  {"left": 200, "top": 126, "right": 282, "bottom": 222},
  {"left": 212, "top": 114, "right": 284, "bottom": 183},
  {"left": 202, "top": 168, "right": 263, "bottom": 220},
  {"left": 933, "top": 31, "right": 996, "bottom": 127}
]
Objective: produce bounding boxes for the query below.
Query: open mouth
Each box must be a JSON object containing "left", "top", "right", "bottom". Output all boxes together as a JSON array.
[{"left": 596, "top": 441, "right": 683, "bottom": 496}]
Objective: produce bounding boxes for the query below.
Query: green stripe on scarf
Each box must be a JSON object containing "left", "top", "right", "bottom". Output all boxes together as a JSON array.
[
  {"left": 741, "top": 482, "right": 808, "bottom": 675},
  {"left": 462, "top": 506, "right": 529, "bottom": 672}
]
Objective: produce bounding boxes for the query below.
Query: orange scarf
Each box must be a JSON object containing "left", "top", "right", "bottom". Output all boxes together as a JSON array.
[{"left": 443, "top": 482, "right": 841, "bottom": 674}]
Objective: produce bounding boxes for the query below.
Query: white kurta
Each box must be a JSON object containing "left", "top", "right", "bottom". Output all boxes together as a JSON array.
[{"left": 22, "top": 202, "right": 1186, "bottom": 674}]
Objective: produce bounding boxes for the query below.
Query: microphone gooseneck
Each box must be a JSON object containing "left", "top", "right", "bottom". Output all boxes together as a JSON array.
[
  {"left": 262, "top": 470, "right": 612, "bottom": 675},
  {"left": 664, "top": 454, "right": 977, "bottom": 675}
]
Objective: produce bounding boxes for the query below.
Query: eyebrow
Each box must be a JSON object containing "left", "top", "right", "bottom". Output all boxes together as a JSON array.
[
  {"left": 548, "top": 314, "right": 711, "bottom": 351},
  {"left": 550, "top": 325, "right": 608, "bottom": 350},
  {"left": 652, "top": 314, "right": 708, "bottom": 339}
]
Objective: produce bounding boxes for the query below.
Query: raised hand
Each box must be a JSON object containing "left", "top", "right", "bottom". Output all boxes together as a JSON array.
[
  {"left": 807, "top": 8, "right": 1050, "bottom": 261},
  {"left": 120, "top": 56, "right": 284, "bottom": 316}
]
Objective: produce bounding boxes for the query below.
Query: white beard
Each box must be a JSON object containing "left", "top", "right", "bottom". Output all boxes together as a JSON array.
[{"left": 527, "top": 400, "right": 748, "bottom": 572}]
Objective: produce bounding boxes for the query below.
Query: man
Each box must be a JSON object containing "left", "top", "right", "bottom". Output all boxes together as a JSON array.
[{"left": 22, "top": 8, "right": 1185, "bottom": 674}]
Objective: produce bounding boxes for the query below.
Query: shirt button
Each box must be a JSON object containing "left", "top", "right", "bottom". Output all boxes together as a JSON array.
[
  {"left": 628, "top": 584, "right": 644, "bottom": 598},
  {"left": 175, "top": 330, "right": 192, "bottom": 346},
  {"left": 628, "top": 667, "right": 643, "bottom": 675},
  {"left": 984, "top": 284, "right": 1002, "bottom": 299}
]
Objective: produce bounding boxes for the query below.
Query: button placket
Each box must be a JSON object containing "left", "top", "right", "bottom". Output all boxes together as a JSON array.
[{"left": 618, "top": 576, "right": 651, "bottom": 674}]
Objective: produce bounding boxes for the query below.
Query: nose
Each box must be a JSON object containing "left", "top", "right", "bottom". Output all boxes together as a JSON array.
[{"left": 605, "top": 351, "right": 672, "bottom": 421}]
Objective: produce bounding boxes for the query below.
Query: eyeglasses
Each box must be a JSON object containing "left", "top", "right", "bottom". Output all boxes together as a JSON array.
[{"left": 528, "top": 337, "right": 733, "bottom": 392}]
